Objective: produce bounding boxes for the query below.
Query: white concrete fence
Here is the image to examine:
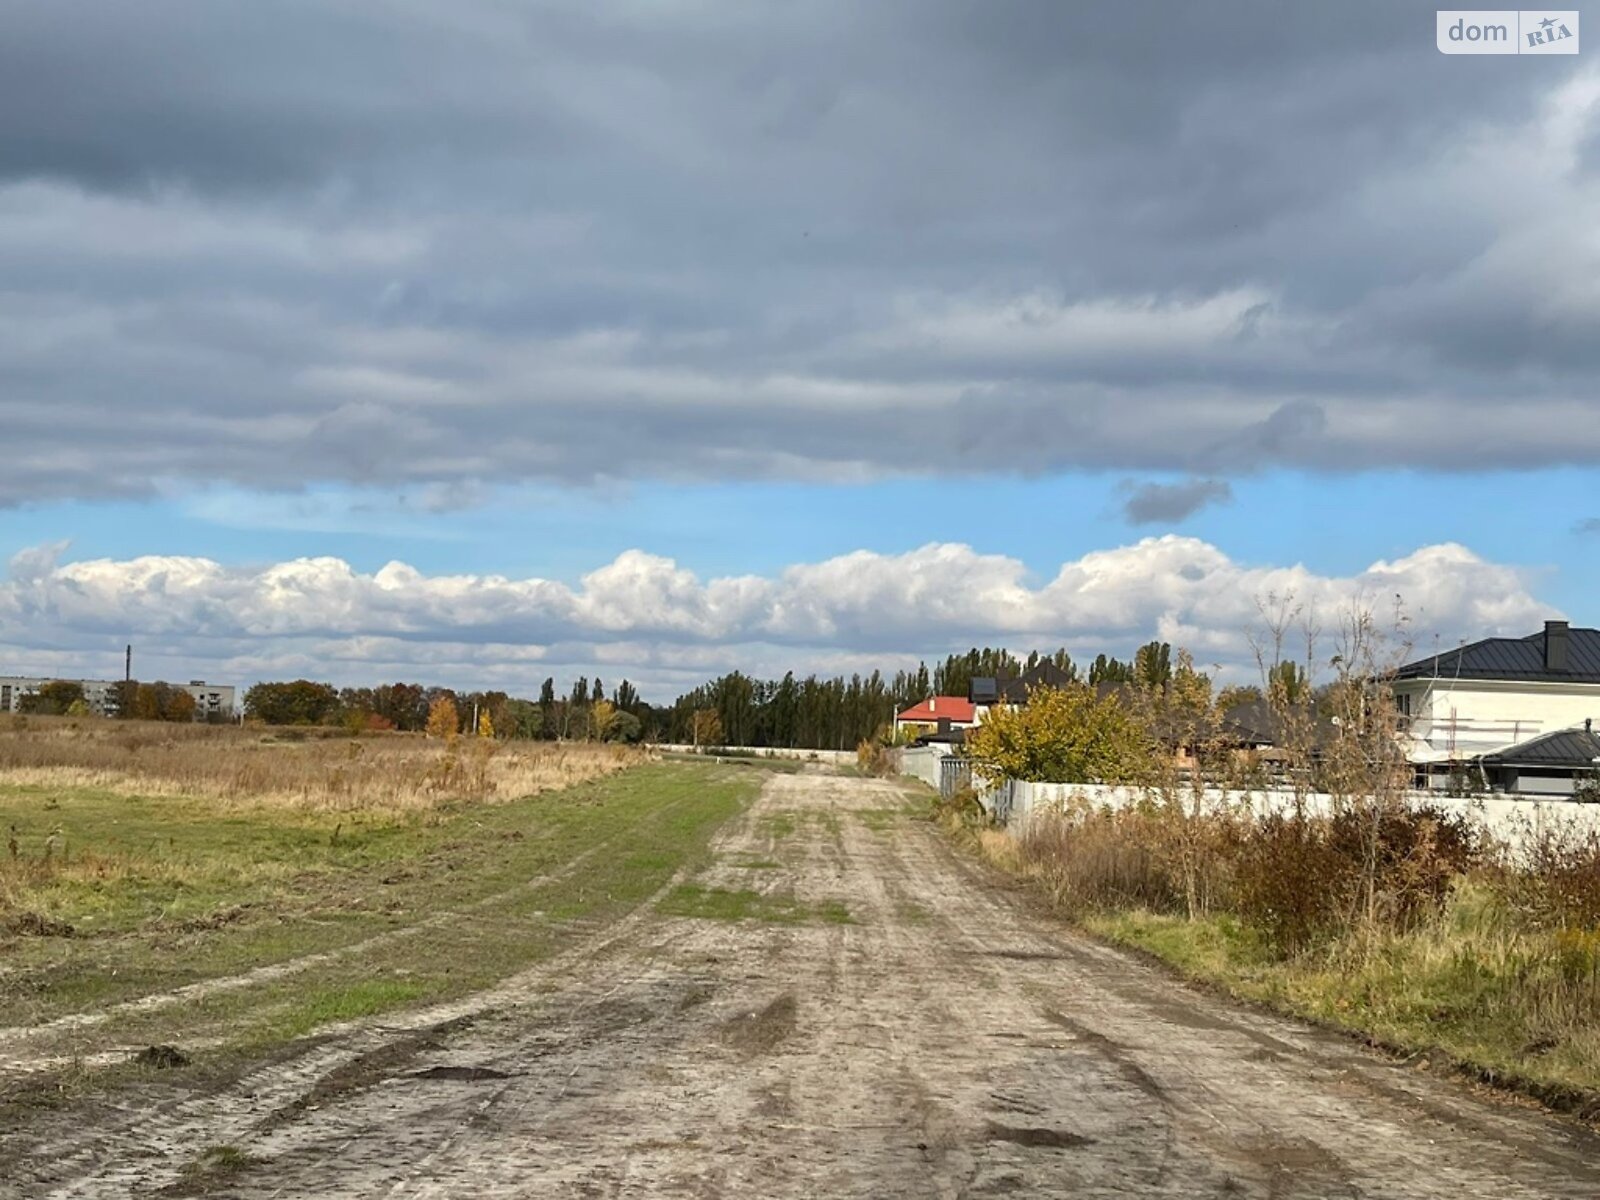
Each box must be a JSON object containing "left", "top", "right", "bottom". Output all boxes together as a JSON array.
[
  {"left": 899, "top": 746, "right": 1600, "bottom": 852},
  {"left": 653, "top": 743, "right": 859, "bottom": 766},
  {"left": 900, "top": 745, "right": 945, "bottom": 789}
]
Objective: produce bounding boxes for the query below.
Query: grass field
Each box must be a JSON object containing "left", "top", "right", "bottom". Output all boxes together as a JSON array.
[
  {"left": 0, "top": 725, "right": 770, "bottom": 1100},
  {"left": 0, "top": 715, "right": 631, "bottom": 813}
]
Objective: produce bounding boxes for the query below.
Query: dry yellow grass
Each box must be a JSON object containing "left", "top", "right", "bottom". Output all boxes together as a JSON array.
[
  {"left": 0, "top": 715, "right": 641, "bottom": 813},
  {"left": 975, "top": 827, "right": 1019, "bottom": 872}
]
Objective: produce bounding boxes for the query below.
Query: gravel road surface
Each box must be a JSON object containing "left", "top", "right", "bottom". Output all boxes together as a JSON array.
[{"left": 7, "top": 769, "right": 1600, "bottom": 1198}]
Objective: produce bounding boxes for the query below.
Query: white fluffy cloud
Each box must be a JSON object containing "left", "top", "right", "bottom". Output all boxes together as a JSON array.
[{"left": 0, "top": 539, "right": 1553, "bottom": 699}]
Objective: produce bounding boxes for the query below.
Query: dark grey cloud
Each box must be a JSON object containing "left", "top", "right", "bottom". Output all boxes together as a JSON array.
[
  {"left": 1122, "top": 479, "right": 1234, "bottom": 525},
  {"left": 1576, "top": 518, "right": 1600, "bottom": 536},
  {"left": 0, "top": 0, "right": 1597, "bottom": 505}
]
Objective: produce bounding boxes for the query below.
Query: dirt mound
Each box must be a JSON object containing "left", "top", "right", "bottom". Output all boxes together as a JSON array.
[
  {"left": 133, "top": 1045, "right": 190, "bottom": 1069},
  {"left": 719, "top": 993, "right": 798, "bottom": 1056}
]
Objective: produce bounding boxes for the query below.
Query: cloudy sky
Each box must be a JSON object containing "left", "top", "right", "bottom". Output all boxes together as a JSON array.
[{"left": 2, "top": 0, "right": 1596, "bottom": 699}]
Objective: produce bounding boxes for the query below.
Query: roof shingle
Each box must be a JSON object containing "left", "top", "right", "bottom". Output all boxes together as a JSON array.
[
  {"left": 896, "top": 696, "right": 977, "bottom": 724},
  {"left": 1479, "top": 726, "right": 1600, "bottom": 769},
  {"left": 1396, "top": 626, "right": 1600, "bottom": 684}
]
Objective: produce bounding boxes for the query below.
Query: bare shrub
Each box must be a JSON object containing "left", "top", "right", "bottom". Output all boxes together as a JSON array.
[
  {"left": 1130, "top": 650, "right": 1244, "bottom": 918},
  {"left": 855, "top": 739, "right": 898, "bottom": 777},
  {"left": 1233, "top": 805, "right": 1479, "bottom": 956},
  {"left": 1328, "top": 804, "right": 1478, "bottom": 927},
  {"left": 1496, "top": 823, "right": 1600, "bottom": 931},
  {"left": 1014, "top": 795, "right": 1480, "bottom": 956},
  {"left": 932, "top": 786, "right": 986, "bottom": 834},
  {"left": 1017, "top": 805, "right": 1188, "bottom": 915}
]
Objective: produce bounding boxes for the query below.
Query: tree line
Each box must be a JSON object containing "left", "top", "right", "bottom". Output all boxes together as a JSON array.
[
  {"left": 658, "top": 641, "right": 1185, "bottom": 751},
  {"left": 240, "top": 676, "right": 654, "bottom": 742},
  {"left": 25, "top": 637, "right": 1206, "bottom": 745}
]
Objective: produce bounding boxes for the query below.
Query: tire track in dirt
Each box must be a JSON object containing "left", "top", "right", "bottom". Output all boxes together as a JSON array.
[
  {"left": 0, "top": 793, "right": 700, "bottom": 1074},
  {"left": 4, "top": 864, "right": 705, "bottom": 1198},
  {"left": 6, "top": 771, "right": 1600, "bottom": 1198}
]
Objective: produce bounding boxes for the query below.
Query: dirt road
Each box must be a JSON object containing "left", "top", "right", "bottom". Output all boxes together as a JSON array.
[{"left": 7, "top": 769, "right": 1600, "bottom": 1198}]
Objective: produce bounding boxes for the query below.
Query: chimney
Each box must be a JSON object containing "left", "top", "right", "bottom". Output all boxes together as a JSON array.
[
  {"left": 1545, "top": 620, "right": 1570, "bottom": 672},
  {"left": 929, "top": 697, "right": 936, "bottom": 713}
]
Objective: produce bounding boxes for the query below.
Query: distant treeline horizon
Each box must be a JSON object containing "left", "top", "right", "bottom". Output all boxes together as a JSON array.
[
  {"left": 210, "top": 643, "right": 1192, "bottom": 749},
  {"left": 16, "top": 643, "right": 1225, "bottom": 749}
]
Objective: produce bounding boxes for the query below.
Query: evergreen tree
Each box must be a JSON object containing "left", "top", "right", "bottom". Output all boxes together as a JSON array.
[
  {"left": 1089, "top": 655, "right": 1134, "bottom": 685},
  {"left": 1134, "top": 641, "right": 1173, "bottom": 690}
]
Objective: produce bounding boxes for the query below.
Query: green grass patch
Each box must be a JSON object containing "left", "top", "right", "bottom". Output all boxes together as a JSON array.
[
  {"left": 815, "top": 899, "right": 854, "bottom": 925},
  {"left": 1, "top": 786, "right": 428, "bottom": 935},
  {"left": 1, "top": 762, "right": 763, "bottom": 1060},
  {"left": 895, "top": 901, "right": 931, "bottom": 925},
  {"left": 857, "top": 807, "right": 904, "bottom": 833},
  {"left": 759, "top": 811, "right": 798, "bottom": 839},
  {"left": 265, "top": 979, "right": 429, "bottom": 1042},
  {"left": 167, "top": 1143, "right": 259, "bottom": 1195}
]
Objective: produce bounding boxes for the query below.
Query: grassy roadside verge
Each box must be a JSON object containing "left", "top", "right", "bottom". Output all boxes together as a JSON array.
[
  {"left": 1080, "top": 905, "right": 1600, "bottom": 1113},
  {"left": 930, "top": 793, "right": 1600, "bottom": 1120},
  {"left": 1, "top": 760, "right": 763, "bottom": 1089}
]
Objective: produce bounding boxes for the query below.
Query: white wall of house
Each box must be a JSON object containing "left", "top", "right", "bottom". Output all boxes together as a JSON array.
[{"left": 1397, "top": 678, "right": 1600, "bottom": 762}]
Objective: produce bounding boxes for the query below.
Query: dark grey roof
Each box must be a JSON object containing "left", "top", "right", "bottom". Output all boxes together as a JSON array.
[
  {"left": 1220, "top": 697, "right": 1339, "bottom": 751},
  {"left": 1396, "top": 626, "right": 1600, "bottom": 684},
  {"left": 1221, "top": 698, "right": 1279, "bottom": 746},
  {"left": 1479, "top": 726, "right": 1600, "bottom": 769},
  {"left": 1000, "top": 662, "right": 1074, "bottom": 704}
]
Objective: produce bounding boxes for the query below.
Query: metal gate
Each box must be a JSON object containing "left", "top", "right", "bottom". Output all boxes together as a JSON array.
[
  {"left": 938, "top": 756, "right": 972, "bottom": 800},
  {"left": 988, "top": 778, "right": 1017, "bottom": 825},
  {"left": 937, "top": 757, "right": 1020, "bottom": 825}
]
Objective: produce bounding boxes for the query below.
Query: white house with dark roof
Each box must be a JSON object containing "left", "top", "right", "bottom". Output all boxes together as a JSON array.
[{"left": 1395, "top": 620, "right": 1600, "bottom": 795}]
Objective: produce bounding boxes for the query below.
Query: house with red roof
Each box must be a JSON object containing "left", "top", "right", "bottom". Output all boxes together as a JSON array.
[{"left": 893, "top": 695, "right": 978, "bottom": 743}]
